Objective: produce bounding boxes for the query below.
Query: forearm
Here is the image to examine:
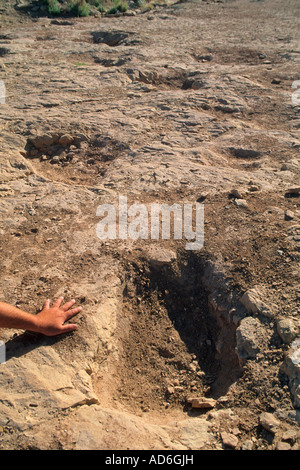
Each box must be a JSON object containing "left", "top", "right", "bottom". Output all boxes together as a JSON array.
[{"left": 0, "top": 302, "right": 39, "bottom": 333}]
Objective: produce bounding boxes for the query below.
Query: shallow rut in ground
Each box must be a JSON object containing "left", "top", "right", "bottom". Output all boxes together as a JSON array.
[{"left": 94, "top": 250, "right": 241, "bottom": 418}]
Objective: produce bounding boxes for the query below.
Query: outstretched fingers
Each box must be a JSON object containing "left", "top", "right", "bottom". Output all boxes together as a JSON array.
[
  {"left": 38, "top": 297, "right": 83, "bottom": 336},
  {"left": 52, "top": 296, "right": 64, "bottom": 308},
  {"left": 61, "top": 298, "right": 76, "bottom": 312},
  {"left": 63, "top": 305, "right": 82, "bottom": 322}
]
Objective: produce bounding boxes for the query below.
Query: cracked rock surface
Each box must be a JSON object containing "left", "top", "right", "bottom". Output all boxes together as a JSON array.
[{"left": 0, "top": 0, "right": 299, "bottom": 450}]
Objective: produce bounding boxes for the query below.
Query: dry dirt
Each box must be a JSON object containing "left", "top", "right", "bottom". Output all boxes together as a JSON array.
[{"left": 0, "top": 0, "right": 299, "bottom": 451}]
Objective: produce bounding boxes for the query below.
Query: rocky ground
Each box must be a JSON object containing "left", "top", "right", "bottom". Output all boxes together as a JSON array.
[{"left": 0, "top": 0, "right": 299, "bottom": 451}]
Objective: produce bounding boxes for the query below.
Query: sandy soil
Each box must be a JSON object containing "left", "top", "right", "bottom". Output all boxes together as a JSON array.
[{"left": 0, "top": 0, "right": 299, "bottom": 450}]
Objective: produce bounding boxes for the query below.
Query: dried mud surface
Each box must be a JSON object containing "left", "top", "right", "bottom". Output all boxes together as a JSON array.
[{"left": 0, "top": 0, "right": 299, "bottom": 451}]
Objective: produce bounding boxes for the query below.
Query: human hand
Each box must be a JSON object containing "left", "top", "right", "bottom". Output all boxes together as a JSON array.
[{"left": 34, "top": 297, "right": 82, "bottom": 336}]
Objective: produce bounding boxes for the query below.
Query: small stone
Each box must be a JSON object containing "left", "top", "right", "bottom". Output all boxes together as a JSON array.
[
  {"left": 240, "top": 286, "right": 274, "bottom": 318},
  {"left": 280, "top": 340, "right": 300, "bottom": 408},
  {"left": 236, "top": 316, "right": 265, "bottom": 360},
  {"left": 148, "top": 247, "right": 177, "bottom": 268},
  {"left": 259, "top": 412, "right": 281, "bottom": 434},
  {"left": 282, "top": 430, "right": 298, "bottom": 444},
  {"left": 285, "top": 210, "right": 294, "bottom": 221},
  {"left": 124, "top": 10, "right": 136, "bottom": 16},
  {"left": 217, "top": 395, "right": 229, "bottom": 406},
  {"left": 197, "top": 370, "right": 205, "bottom": 378},
  {"left": 197, "top": 192, "right": 208, "bottom": 202},
  {"left": 230, "top": 189, "right": 245, "bottom": 199},
  {"left": 59, "top": 134, "right": 73, "bottom": 147},
  {"left": 281, "top": 164, "right": 289, "bottom": 171},
  {"left": 29, "top": 134, "right": 56, "bottom": 150},
  {"left": 248, "top": 185, "right": 260, "bottom": 192},
  {"left": 241, "top": 439, "right": 254, "bottom": 450},
  {"left": 221, "top": 431, "right": 239, "bottom": 449},
  {"left": 280, "top": 162, "right": 299, "bottom": 171},
  {"left": 276, "top": 317, "right": 298, "bottom": 344},
  {"left": 187, "top": 397, "right": 216, "bottom": 409},
  {"left": 234, "top": 198, "right": 248, "bottom": 208},
  {"left": 189, "top": 362, "right": 197, "bottom": 372},
  {"left": 276, "top": 441, "right": 291, "bottom": 451}
]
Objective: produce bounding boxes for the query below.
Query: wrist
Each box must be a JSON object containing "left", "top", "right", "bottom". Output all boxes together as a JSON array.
[
  {"left": 26, "top": 313, "right": 41, "bottom": 334},
  {"left": 13, "top": 310, "right": 41, "bottom": 334}
]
